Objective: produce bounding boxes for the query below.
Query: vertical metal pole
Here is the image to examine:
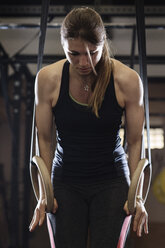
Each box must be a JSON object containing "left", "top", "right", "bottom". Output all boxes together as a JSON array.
[
  {"left": 130, "top": 25, "right": 136, "bottom": 69},
  {"left": 22, "top": 71, "right": 34, "bottom": 248},
  {"left": 0, "top": 63, "right": 10, "bottom": 247},
  {"left": 10, "top": 71, "right": 22, "bottom": 247},
  {"left": 135, "top": 0, "right": 152, "bottom": 164}
]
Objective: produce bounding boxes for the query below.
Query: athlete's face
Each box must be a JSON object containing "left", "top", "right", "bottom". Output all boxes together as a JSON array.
[{"left": 62, "top": 38, "right": 103, "bottom": 76}]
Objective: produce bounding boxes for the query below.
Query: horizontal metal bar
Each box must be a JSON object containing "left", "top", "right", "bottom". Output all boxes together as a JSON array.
[
  {"left": 147, "top": 77, "right": 165, "bottom": 84},
  {"left": 116, "top": 55, "right": 165, "bottom": 65},
  {"left": 1, "top": 55, "right": 164, "bottom": 65},
  {"left": 149, "top": 98, "right": 165, "bottom": 101},
  {"left": 1, "top": 23, "right": 165, "bottom": 30},
  {"left": 0, "top": 23, "right": 61, "bottom": 30},
  {"left": 105, "top": 24, "right": 165, "bottom": 30},
  {"left": 0, "top": 5, "right": 165, "bottom": 17},
  {"left": 150, "top": 113, "right": 165, "bottom": 117}
]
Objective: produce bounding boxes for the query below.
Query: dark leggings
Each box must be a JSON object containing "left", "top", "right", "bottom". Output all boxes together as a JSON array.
[{"left": 48, "top": 177, "right": 130, "bottom": 248}]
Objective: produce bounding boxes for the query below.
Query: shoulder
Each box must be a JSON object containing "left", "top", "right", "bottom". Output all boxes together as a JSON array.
[
  {"left": 111, "top": 58, "right": 143, "bottom": 104},
  {"left": 36, "top": 59, "right": 67, "bottom": 91},
  {"left": 35, "top": 59, "right": 67, "bottom": 103},
  {"left": 111, "top": 58, "right": 141, "bottom": 89}
]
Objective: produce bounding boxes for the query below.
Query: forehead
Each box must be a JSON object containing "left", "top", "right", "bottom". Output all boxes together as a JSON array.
[{"left": 63, "top": 38, "right": 100, "bottom": 51}]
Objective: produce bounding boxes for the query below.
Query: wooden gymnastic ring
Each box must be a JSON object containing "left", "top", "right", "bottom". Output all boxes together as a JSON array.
[
  {"left": 30, "top": 155, "right": 54, "bottom": 213},
  {"left": 127, "top": 158, "right": 152, "bottom": 215}
]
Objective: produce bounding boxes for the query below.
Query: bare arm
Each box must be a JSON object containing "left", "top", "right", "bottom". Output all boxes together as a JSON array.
[
  {"left": 35, "top": 71, "right": 55, "bottom": 175},
  {"left": 29, "top": 67, "right": 58, "bottom": 231},
  {"left": 125, "top": 73, "right": 144, "bottom": 178},
  {"left": 122, "top": 70, "right": 148, "bottom": 236},
  {"left": 113, "top": 59, "right": 144, "bottom": 178}
]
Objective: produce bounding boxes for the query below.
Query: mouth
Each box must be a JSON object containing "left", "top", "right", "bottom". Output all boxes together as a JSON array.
[{"left": 78, "top": 67, "right": 92, "bottom": 73}]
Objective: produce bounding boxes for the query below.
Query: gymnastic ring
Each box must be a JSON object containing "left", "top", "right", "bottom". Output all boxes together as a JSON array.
[
  {"left": 127, "top": 158, "right": 151, "bottom": 215},
  {"left": 30, "top": 155, "right": 54, "bottom": 213}
]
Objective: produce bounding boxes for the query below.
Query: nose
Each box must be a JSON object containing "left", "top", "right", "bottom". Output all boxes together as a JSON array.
[{"left": 79, "top": 54, "right": 89, "bottom": 67}]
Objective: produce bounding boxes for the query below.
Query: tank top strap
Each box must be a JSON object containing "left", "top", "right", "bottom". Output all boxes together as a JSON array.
[
  {"left": 54, "top": 60, "right": 69, "bottom": 108},
  {"left": 60, "top": 60, "right": 70, "bottom": 96},
  {"left": 106, "top": 70, "right": 124, "bottom": 112}
]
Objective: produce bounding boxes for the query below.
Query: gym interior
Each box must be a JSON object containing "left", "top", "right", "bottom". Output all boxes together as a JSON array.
[{"left": 0, "top": 1, "right": 165, "bottom": 247}]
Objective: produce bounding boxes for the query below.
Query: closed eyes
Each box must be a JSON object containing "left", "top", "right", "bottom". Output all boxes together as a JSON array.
[{"left": 69, "top": 51, "right": 96, "bottom": 56}]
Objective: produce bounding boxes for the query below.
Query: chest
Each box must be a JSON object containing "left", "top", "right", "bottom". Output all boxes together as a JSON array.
[
  {"left": 69, "top": 83, "right": 91, "bottom": 105},
  {"left": 53, "top": 81, "right": 123, "bottom": 136}
]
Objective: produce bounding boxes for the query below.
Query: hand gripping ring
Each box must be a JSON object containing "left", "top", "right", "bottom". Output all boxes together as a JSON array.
[
  {"left": 30, "top": 156, "right": 54, "bottom": 213},
  {"left": 127, "top": 158, "right": 152, "bottom": 215}
]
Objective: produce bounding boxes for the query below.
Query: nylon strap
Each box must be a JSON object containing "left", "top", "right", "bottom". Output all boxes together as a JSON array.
[
  {"left": 135, "top": 0, "right": 152, "bottom": 207},
  {"left": 30, "top": 0, "right": 50, "bottom": 161},
  {"left": 135, "top": 0, "right": 152, "bottom": 164}
]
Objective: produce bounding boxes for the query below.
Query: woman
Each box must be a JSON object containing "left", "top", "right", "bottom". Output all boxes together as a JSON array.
[{"left": 29, "top": 7, "right": 148, "bottom": 248}]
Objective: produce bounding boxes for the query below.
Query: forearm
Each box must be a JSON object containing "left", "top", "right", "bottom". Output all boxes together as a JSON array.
[
  {"left": 38, "top": 136, "right": 54, "bottom": 176},
  {"left": 128, "top": 138, "right": 144, "bottom": 197},
  {"left": 128, "top": 138, "right": 142, "bottom": 179},
  {"left": 36, "top": 136, "right": 54, "bottom": 203}
]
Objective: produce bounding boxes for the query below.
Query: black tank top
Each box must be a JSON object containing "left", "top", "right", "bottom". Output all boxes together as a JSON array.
[{"left": 52, "top": 61, "right": 129, "bottom": 183}]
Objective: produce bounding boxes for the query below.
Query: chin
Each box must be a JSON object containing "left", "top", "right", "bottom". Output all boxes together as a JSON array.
[{"left": 78, "top": 68, "right": 92, "bottom": 75}]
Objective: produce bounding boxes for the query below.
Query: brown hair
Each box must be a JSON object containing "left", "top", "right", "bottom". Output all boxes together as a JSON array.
[{"left": 61, "top": 7, "right": 112, "bottom": 117}]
